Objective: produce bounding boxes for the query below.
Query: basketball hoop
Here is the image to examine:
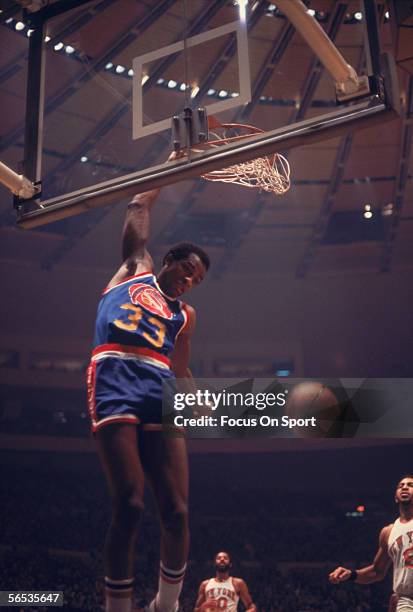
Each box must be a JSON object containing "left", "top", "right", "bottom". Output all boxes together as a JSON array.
[{"left": 191, "top": 117, "right": 291, "bottom": 196}]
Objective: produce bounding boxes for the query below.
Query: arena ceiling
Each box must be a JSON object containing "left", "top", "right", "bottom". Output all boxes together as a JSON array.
[{"left": 0, "top": 0, "right": 412, "bottom": 372}]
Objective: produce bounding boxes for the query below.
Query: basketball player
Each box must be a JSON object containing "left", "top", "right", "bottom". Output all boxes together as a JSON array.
[
  {"left": 194, "top": 551, "right": 256, "bottom": 612},
  {"left": 329, "top": 475, "right": 413, "bottom": 611},
  {"left": 87, "top": 155, "right": 210, "bottom": 612}
]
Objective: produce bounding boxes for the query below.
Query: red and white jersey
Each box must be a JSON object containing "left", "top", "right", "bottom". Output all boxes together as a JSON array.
[
  {"left": 204, "top": 577, "right": 239, "bottom": 611},
  {"left": 388, "top": 518, "right": 413, "bottom": 596}
]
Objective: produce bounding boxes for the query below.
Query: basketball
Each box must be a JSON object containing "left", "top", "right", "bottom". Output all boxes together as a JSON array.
[{"left": 286, "top": 382, "right": 343, "bottom": 438}]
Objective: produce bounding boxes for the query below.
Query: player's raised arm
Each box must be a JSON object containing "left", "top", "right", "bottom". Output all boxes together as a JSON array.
[
  {"left": 122, "top": 151, "right": 182, "bottom": 264},
  {"left": 329, "top": 525, "right": 392, "bottom": 584},
  {"left": 110, "top": 153, "right": 184, "bottom": 287},
  {"left": 237, "top": 578, "right": 257, "bottom": 612},
  {"left": 193, "top": 579, "right": 207, "bottom": 611},
  {"left": 121, "top": 188, "right": 160, "bottom": 264},
  {"left": 105, "top": 188, "right": 158, "bottom": 288}
]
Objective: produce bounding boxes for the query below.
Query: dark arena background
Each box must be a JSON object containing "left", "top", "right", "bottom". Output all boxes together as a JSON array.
[
  {"left": 1, "top": 441, "right": 413, "bottom": 611},
  {"left": 1, "top": 0, "right": 413, "bottom": 611}
]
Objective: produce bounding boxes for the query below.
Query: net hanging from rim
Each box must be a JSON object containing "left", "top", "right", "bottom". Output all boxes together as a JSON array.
[{"left": 193, "top": 120, "right": 291, "bottom": 196}]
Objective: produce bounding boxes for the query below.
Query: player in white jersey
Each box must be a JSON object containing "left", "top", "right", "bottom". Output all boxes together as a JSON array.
[
  {"left": 194, "top": 551, "right": 256, "bottom": 612},
  {"left": 329, "top": 475, "right": 413, "bottom": 611}
]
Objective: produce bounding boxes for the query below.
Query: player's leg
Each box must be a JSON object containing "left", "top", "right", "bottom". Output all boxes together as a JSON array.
[
  {"left": 139, "top": 431, "right": 189, "bottom": 612},
  {"left": 96, "top": 423, "right": 146, "bottom": 612}
]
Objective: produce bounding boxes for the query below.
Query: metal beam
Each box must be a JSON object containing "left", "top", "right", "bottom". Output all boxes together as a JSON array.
[
  {"left": 0, "top": 0, "right": 115, "bottom": 85},
  {"left": 0, "top": 0, "right": 178, "bottom": 153},
  {"left": 25, "top": 0, "right": 95, "bottom": 25},
  {"left": 380, "top": 74, "right": 413, "bottom": 272},
  {"left": 239, "top": 19, "right": 295, "bottom": 119},
  {"left": 288, "top": 3, "right": 347, "bottom": 124},
  {"left": 22, "top": 18, "right": 45, "bottom": 187}
]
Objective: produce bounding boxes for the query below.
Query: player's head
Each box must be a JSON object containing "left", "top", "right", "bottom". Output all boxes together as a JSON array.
[
  {"left": 214, "top": 551, "right": 232, "bottom": 574},
  {"left": 158, "top": 242, "right": 210, "bottom": 298},
  {"left": 395, "top": 475, "right": 413, "bottom": 506}
]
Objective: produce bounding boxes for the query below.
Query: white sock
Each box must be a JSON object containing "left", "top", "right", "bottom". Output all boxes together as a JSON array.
[
  {"left": 105, "top": 576, "right": 134, "bottom": 612},
  {"left": 154, "top": 562, "right": 186, "bottom": 612}
]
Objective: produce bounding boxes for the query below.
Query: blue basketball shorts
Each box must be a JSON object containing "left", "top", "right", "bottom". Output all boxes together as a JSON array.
[{"left": 87, "top": 344, "right": 176, "bottom": 432}]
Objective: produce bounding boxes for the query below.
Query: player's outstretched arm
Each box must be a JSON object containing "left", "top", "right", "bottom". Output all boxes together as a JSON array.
[
  {"left": 108, "top": 152, "right": 182, "bottom": 288},
  {"left": 329, "top": 525, "right": 392, "bottom": 585},
  {"left": 237, "top": 578, "right": 257, "bottom": 612},
  {"left": 106, "top": 189, "right": 159, "bottom": 288},
  {"left": 121, "top": 188, "right": 160, "bottom": 263},
  {"left": 122, "top": 151, "right": 182, "bottom": 263},
  {"left": 193, "top": 580, "right": 207, "bottom": 612}
]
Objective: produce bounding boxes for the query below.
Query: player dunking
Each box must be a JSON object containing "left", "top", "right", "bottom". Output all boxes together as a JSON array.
[
  {"left": 329, "top": 475, "right": 413, "bottom": 611},
  {"left": 87, "top": 159, "right": 210, "bottom": 612},
  {"left": 194, "top": 551, "right": 256, "bottom": 612}
]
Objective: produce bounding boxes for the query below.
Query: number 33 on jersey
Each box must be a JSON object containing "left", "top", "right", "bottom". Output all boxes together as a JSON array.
[{"left": 93, "top": 272, "right": 189, "bottom": 357}]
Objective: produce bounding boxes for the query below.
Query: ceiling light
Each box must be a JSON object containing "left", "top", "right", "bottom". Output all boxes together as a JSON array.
[
  {"left": 44, "top": 35, "right": 51, "bottom": 42},
  {"left": 53, "top": 42, "right": 64, "bottom": 51},
  {"left": 167, "top": 79, "right": 177, "bottom": 88},
  {"left": 27, "top": 29, "right": 34, "bottom": 37},
  {"left": 179, "top": 82, "right": 187, "bottom": 91},
  {"left": 385, "top": 11, "right": 390, "bottom": 19},
  {"left": 307, "top": 9, "right": 316, "bottom": 17},
  {"left": 80, "top": 156, "right": 88, "bottom": 163},
  {"left": 207, "top": 88, "right": 216, "bottom": 95},
  {"left": 191, "top": 85, "right": 200, "bottom": 98},
  {"left": 218, "top": 90, "right": 228, "bottom": 98},
  {"left": 354, "top": 11, "right": 363, "bottom": 21},
  {"left": 105, "top": 62, "right": 113, "bottom": 70},
  {"left": 157, "top": 78, "right": 164, "bottom": 85},
  {"left": 363, "top": 204, "right": 373, "bottom": 219},
  {"left": 15, "top": 21, "right": 25, "bottom": 31},
  {"left": 65, "top": 45, "right": 75, "bottom": 54},
  {"left": 237, "top": 0, "right": 247, "bottom": 22},
  {"left": 115, "top": 65, "right": 125, "bottom": 74}
]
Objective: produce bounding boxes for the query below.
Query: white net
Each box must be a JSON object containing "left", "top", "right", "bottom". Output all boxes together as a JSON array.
[
  {"left": 197, "top": 125, "right": 291, "bottom": 196},
  {"left": 201, "top": 152, "right": 290, "bottom": 195}
]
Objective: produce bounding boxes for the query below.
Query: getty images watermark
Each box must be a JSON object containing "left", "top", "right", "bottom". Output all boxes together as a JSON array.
[
  {"left": 171, "top": 388, "right": 313, "bottom": 429},
  {"left": 162, "top": 377, "right": 413, "bottom": 438}
]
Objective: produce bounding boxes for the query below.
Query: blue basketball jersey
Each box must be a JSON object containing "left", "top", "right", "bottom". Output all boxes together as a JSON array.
[{"left": 93, "top": 271, "right": 188, "bottom": 366}]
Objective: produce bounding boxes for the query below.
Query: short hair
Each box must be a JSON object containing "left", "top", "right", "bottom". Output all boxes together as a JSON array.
[
  {"left": 215, "top": 551, "right": 231, "bottom": 562},
  {"left": 163, "top": 242, "right": 210, "bottom": 271},
  {"left": 397, "top": 475, "right": 413, "bottom": 484}
]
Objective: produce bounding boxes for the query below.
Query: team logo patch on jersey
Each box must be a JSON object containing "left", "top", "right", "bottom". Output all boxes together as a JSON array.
[{"left": 129, "top": 283, "right": 174, "bottom": 320}]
